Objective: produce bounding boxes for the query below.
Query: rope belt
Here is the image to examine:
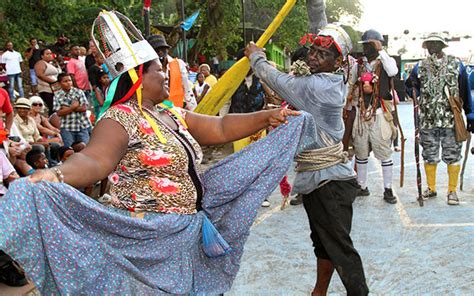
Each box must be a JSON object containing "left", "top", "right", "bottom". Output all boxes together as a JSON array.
[{"left": 295, "top": 142, "right": 349, "bottom": 172}]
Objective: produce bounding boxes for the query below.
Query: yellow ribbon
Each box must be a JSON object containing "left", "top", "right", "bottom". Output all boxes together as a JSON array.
[{"left": 103, "top": 10, "right": 167, "bottom": 144}]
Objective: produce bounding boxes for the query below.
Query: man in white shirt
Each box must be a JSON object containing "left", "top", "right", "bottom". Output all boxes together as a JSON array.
[
  {"left": 1, "top": 42, "right": 24, "bottom": 101},
  {"left": 349, "top": 29, "right": 399, "bottom": 204}
]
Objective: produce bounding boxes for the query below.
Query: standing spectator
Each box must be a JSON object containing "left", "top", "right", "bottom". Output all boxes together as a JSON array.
[
  {"left": 50, "top": 34, "right": 69, "bottom": 58},
  {"left": 147, "top": 35, "right": 196, "bottom": 110},
  {"left": 1, "top": 41, "right": 24, "bottom": 101},
  {"left": 0, "top": 88, "right": 14, "bottom": 134},
  {"left": 53, "top": 73, "right": 91, "bottom": 148},
  {"left": 85, "top": 40, "right": 98, "bottom": 70},
  {"left": 24, "top": 38, "right": 41, "bottom": 95},
  {"left": 35, "top": 48, "right": 61, "bottom": 116},
  {"left": 66, "top": 45, "right": 91, "bottom": 104},
  {"left": 193, "top": 73, "right": 210, "bottom": 104},
  {"left": 405, "top": 32, "right": 472, "bottom": 205},
  {"left": 211, "top": 55, "right": 220, "bottom": 75},
  {"left": 87, "top": 53, "right": 108, "bottom": 117},
  {"left": 78, "top": 47, "right": 87, "bottom": 63},
  {"left": 0, "top": 49, "right": 8, "bottom": 89}
]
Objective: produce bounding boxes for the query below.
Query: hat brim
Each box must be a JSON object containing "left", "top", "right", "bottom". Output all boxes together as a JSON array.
[
  {"left": 422, "top": 37, "right": 448, "bottom": 49},
  {"left": 15, "top": 104, "right": 31, "bottom": 109}
]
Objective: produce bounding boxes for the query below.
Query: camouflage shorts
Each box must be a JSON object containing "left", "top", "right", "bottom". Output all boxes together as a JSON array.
[{"left": 420, "top": 128, "right": 462, "bottom": 164}]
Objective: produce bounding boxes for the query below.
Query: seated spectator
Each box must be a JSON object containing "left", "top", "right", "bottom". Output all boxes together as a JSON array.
[
  {"left": 13, "top": 98, "right": 60, "bottom": 166},
  {"left": 0, "top": 150, "right": 18, "bottom": 196},
  {"left": 53, "top": 73, "right": 91, "bottom": 149},
  {"left": 29, "top": 96, "right": 62, "bottom": 144},
  {"left": 25, "top": 145, "right": 48, "bottom": 170},
  {"left": 5, "top": 125, "right": 33, "bottom": 176}
]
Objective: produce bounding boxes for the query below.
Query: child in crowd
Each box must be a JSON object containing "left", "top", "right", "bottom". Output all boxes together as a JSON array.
[
  {"left": 25, "top": 146, "right": 48, "bottom": 171},
  {"left": 53, "top": 73, "right": 91, "bottom": 148}
]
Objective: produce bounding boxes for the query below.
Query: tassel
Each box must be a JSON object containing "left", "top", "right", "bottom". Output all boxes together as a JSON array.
[{"left": 201, "top": 215, "right": 231, "bottom": 258}]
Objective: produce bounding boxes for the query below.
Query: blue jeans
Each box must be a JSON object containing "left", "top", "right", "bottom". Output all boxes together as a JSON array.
[
  {"left": 8, "top": 73, "right": 24, "bottom": 101},
  {"left": 60, "top": 128, "right": 90, "bottom": 148}
]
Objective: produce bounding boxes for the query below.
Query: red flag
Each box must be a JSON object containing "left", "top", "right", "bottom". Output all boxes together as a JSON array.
[{"left": 144, "top": 0, "right": 151, "bottom": 10}]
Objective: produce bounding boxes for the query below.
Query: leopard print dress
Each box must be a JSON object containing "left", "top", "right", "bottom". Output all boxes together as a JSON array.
[{"left": 101, "top": 100, "right": 203, "bottom": 215}]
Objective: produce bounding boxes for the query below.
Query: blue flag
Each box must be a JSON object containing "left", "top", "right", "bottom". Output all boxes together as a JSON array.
[{"left": 181, "top": 10, "right": 200, "bottom": 31}]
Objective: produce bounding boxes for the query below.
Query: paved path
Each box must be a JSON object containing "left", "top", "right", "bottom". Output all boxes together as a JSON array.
[
  {"left": 229, "top": 103, "right": 474, "bottom": 295},
  {"left": 1, "top": 104, "right": 473, "bottom": 295}
]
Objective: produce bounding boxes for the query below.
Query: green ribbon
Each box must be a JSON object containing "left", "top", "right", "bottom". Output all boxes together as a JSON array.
[{"left": 98, "top": 73, "right": 122, "bottom": 119}]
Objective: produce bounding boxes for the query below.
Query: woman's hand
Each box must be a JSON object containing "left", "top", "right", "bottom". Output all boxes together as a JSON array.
[
  {"left": 267, "top": 108, "right": 301, "bottom": 128},
  {"left": 29, "top": 169, "right": 60, "bottom": 183}
]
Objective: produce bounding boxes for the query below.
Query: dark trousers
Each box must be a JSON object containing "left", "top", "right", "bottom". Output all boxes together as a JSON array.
[
  {"left": 303, "top": 179, "right": 369, "bottom": 296},
  {"left": 39, "top": 92, "right": 55, "bottom": 116}
]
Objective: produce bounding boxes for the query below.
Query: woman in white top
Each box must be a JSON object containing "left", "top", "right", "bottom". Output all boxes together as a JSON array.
[
  {"left": 192, "top": 72, "right": 210, "bottom": 104},
  {"left": 34, "top": 48, "right": 61, "bottom": 116}
]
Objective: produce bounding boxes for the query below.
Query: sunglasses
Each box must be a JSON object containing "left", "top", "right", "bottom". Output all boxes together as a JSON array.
[{"left": 32, "top": 103, "right": 43, "bottom": 107}]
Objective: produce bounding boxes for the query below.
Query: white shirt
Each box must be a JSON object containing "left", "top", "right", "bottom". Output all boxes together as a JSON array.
[{"left": 0, "top": 50, "right": 23, "bottom": 75}]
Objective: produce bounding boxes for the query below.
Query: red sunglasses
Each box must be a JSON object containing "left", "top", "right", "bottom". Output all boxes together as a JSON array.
[{"left": 300, "top": 34, "right": 342, "bottom": 56}]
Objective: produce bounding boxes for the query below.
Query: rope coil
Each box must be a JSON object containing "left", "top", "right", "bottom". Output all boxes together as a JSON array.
[{"left": 295, "top": 142, "right": 349, "bottom": 172}]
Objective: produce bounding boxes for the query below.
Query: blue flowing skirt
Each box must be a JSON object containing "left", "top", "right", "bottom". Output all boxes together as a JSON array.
[{"left": 0, "top": 113, "right": 315, "bottom": 295}]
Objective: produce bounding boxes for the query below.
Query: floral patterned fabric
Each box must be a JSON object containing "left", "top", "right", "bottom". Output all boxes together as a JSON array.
[
  {"left": 0, "top": 112, "right": 316, "bottom": 295},
  {"left": 102, "top": 100, "right": 203, "bottom": 214}
]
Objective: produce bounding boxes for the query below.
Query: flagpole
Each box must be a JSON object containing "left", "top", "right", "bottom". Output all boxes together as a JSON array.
[
  {"left": 143, "top": 0, "right": 151, "bottom": 38},
  {"left": 180, "top": 0, "right": 187, "bottom": 63},
  {"left": 242, "top": 0, "right": 246, "bottom": 46}
]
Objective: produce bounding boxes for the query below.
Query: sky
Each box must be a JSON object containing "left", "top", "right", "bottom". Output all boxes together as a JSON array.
[{"left": 354, "top": 0, "right": 474, "bottom": 59}]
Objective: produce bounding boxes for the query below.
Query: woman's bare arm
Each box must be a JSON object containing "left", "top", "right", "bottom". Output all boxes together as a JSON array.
[
  {"left": 185, "top": 109, "right": 299, "bottom": 146},
  {"left": 30, "top": 119, "right": 129, "bottom": 188}
]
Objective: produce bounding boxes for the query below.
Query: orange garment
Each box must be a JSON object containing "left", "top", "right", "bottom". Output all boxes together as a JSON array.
[{"left": 168, "top": 59, "right": 184, "bottom": 108}]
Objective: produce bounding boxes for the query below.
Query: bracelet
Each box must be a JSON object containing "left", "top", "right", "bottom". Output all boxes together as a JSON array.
[{"left": 51, "top": 167, "right": 64, "bottom": 183}]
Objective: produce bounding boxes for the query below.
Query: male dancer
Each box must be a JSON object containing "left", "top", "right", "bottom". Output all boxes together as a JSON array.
[{"left": 246, "top": 24, "right": 368, "bottom": 295}]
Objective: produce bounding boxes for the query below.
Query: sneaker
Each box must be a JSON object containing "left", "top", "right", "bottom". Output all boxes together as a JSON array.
[
  {"left": 447, "top": 192, "right": 460, "bottom": 206},
  {"left": 422, "top": 189, "right": 437, "bottom": 200},
  {"left": 394, "top": 146, "right": 401, "bottom": 152},
  {"left": 356, "top": 187, "right": 370, "bottom": 197},
  {"left": 383, "top": 188, "right": 397, "bottom": 204},
  {"left": 261, "top": 199, "right": 270, "bottom": 207},
  {"left": 0, "top": 261, "right": 28, "bottom": 287},
  {"left": 289, "top": 194, "right": 303, "bottom": 206}
]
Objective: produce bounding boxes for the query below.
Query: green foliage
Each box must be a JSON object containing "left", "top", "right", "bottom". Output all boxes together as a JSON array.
[
  {"left": 0, "top": 0, "right": 362, "bottom": 57},
  {"left": 326, "top": 0, "right": 363, "bottom": 24}
]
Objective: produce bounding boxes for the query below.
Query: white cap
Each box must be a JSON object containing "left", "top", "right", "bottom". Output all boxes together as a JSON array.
[{"left": 318, "top": 24, "right": 353, "bottom": 58}]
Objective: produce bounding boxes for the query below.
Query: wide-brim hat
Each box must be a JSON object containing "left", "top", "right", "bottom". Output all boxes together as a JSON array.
[
  {"left": 422, "top": 32, "right": 448, "bottom": 49},
  {"left": 14, "top": 97, "right": 31, "bottom": 109},
  {"left": 147, "top": 34, "right": 171, "bottom": 50}
]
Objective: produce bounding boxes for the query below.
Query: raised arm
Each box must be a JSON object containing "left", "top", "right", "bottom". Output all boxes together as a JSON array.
[
  {"left": 30, "top": 119, "right": 128, "bottom": 187},
  {"left": 249, "top": 52, "right": 308, "bottom": 110}
]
